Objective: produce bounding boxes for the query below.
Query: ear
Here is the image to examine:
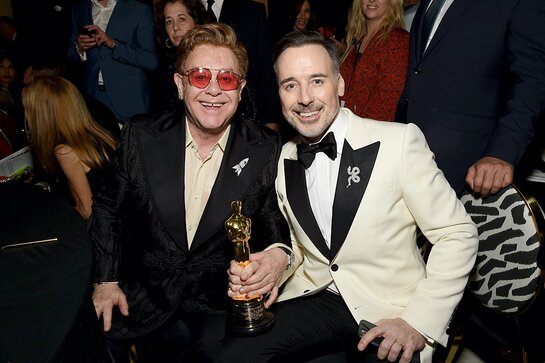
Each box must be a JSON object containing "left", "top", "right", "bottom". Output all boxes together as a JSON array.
[
  {"left": 238, "top": 79, "right": 247, "bottom": 101},
  {"left": 174, "top": 73, "right": 184, "bottom": 99},
  {"left": 337, "top": 74, "right": 345, "bottom": 98}
]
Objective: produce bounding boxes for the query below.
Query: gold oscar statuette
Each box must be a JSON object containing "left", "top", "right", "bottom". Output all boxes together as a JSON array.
[{"left": 225, "top": 200, "right": 274, "bottom": 335}]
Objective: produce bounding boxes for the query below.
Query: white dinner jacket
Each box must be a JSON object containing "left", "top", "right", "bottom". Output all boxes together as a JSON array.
[{"left": 276, "top": 108, "right": 478, "bottom": 359}]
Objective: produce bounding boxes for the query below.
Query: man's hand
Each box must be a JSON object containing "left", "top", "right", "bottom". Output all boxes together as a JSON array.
[
  {"left": 84, "top": 25, "right": 117, "bottom": 49},
  {"left": 76, "top": 26, "right": 98, "bottom": 52},
  {"left": 357, "top": 318, "right": 426, "bottom": 363},
  {"left": 466, "top": 156, "right": 514, "bottom": 195},
  {"left": 92, "top": 283, "right": 129, "bottom": 332},
  {"left": 227, "top": 247, "right": 288, "bottom": 308}
]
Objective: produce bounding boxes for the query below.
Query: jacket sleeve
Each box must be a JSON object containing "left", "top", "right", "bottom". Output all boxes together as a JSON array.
[
  {"left": 484, "top": 0, "right": 545, "bottom": 165},
  {"left": 88, "top": 123, "right": 135, "bottom": 282}
]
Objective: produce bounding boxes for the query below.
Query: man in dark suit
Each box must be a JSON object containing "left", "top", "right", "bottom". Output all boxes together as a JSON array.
[
  {"left": 89, "top": 23, "right": 289, "bottom": 362},
  {"left": 68, "top": 0, "right": 158, "bottom": 123},
  {"left": 396, "top": 0, "right": 545, "bottom": 195},
  {"left": 205, "top": 0, "right": 282, "bottom": 131}
]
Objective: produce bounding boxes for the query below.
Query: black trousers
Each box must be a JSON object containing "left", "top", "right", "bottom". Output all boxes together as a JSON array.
[
  {"left": 216, "top": 291, "right": 383, "bottom": 363},
  {"left": 106, "top": 311, "right": 228, "bottom": 363}
]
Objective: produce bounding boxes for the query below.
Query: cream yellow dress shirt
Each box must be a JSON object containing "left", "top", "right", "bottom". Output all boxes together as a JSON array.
[{"left": 184, "top": 121, "right": 231, "bottom": 247}]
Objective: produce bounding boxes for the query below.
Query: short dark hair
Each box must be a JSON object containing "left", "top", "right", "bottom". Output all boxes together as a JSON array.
[{"left": 273, "top": 30, "right": 340, "bottom": 76}]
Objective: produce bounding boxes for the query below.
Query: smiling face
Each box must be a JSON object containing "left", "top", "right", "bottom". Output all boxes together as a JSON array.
[
  {"left": 294, "top": 0, "right": 311, "bottom": 31},
  {"left": 276, "top": 44, "right": 344, "bottom": 143},
  {"left": 164, "top": 1, "right": 196, "bottom": 46},
  {"left": 174, "top": 44, "right": 245, "bottom": 138},
  {"left": 361, "top": 0, "right": 390, "bottom": 23},
  {"left": 0, "top": 58, "right": 15, "bottom": 89}
]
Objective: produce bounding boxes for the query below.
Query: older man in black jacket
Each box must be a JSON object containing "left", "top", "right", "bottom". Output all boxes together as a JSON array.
[{"left": 89, "top": 23, "right": 289, "bottom": 363}]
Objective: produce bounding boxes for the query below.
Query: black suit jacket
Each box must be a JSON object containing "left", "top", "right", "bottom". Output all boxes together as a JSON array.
[
  {"left": 89, "top": 106, "right": 289, "bottom": 339},
  {"left": 396, "top": 0, "right": 545, "bottom": 194},
  {"left": 219, "top": 0, "right": 281, "bottom": 126}
]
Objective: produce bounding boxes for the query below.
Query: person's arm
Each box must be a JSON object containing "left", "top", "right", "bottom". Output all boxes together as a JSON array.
[
  {"left": 55, "top": 145, "right": 93, "bottom": 220},
  {"left": 88, "top": 123, "right": 134, "bottom": 330},
  {"left": 227, "top": 136, "right": 291, "bottom": 306},
  {"left": 401, "top": 124, "right": 478, "bottom": 343},
  {"left": 469, "top": 0, "right": 545, "bottom": 195},
  {"left": 106, "top": 4, "right": 158, "bottom": 72}
]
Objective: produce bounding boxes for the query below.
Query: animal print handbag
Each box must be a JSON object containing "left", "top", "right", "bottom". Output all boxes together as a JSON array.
[{"left": 460, "top": 184, "right": 545, "bottom": 314}]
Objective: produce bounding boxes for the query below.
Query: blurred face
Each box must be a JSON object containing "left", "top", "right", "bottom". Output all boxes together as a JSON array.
[
  {"left": 276, "top": 45, "right": 344, "bottom": 143},
  {"left": 0, "top": 58, "right": 15, "bottom": 88},
  {"left": 174, "top": 44, "right": 246, "bottom": 137},
  {"left": 164, "top": 1, "right": 196, "bottom": 46},
  {"left": 361, "top": 0, "right": 390, "bottom": 23},
  {"left": 294, "top": 0, "right": 311, "bottom": 31}
]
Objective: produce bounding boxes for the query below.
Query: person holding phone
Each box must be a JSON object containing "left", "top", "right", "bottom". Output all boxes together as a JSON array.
[{"left": 68, "top": 0, "right": 158, "bottom": 124}]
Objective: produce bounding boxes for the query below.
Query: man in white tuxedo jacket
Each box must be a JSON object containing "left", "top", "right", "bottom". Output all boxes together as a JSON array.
[{"left": 219, "top": 31, "right": 478, "bottom": 363}]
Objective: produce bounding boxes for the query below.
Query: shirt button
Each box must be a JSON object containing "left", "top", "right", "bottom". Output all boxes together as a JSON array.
[
  {"left": 331, "top": 264, "right": 338, "bottom": 272},
  {"left": 414, "top": 68, "right": 422, "bottom": 75}
]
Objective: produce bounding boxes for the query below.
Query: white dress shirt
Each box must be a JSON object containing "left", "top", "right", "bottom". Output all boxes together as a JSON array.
[
  {"left": 304, "top": 111, "right": 348, "bottom": 294},
  {"left": 424, "top": 0, "right": 454, "bottom": 49},
  {"left": 201, "top": 0, "right": 224, "bottom": 20}
]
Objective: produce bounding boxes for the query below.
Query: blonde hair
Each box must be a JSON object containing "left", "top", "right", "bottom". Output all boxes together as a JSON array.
[
  {"left": 176, "top": 23, "right": 248, "bottom": 78},
  {"left": 22, "top": 75, "right": 117, "bottom": 175},
  {"left": 341, "top": 0, "right": 404, "bottom": 62}
]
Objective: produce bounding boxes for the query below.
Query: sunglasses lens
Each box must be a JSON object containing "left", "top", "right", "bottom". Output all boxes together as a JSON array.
[
  {"left": 217, "top": 71, "right": 240, "bottom": 91},
  {"left": 188, "top": 69, "right": 212, "bottom": 88},
  {"left": 186, "top": 68, "right": 241, "bottom": 91}
]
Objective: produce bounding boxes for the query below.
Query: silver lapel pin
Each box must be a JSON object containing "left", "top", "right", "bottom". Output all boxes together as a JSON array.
[
  {"left": 347, "top": 166, "right": 361, "bottom": 188},
  {"left": 233, "top": 158, "right": 249, "bottom": 176}
]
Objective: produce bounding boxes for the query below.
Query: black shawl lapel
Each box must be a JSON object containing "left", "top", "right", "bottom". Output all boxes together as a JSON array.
[
  {"left": 284, "top": 159, "right": 330, "bottom": 260},
  {"left": 190, "top": 120, "right": 272, "bottom": 251},
  {"left": 138, "top": 114, "right": 187, "bottom": 252},
  {"left": 329, "top": 141, "right": 380, "bottom": 260},
  {"left": 419, "top": 0, "right": 475, "bottom": 62}
]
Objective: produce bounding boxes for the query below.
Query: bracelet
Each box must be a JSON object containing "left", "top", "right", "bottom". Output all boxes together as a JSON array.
[
  {"left": 276, "top": 246, "right": 293, "bottom": 270},
  {"left": 93, "top": 281, "right": 119, "bottom": 288},
  {"left": 75, "top": 41, "right": 84, "bottom": 55},
  {"left": 112, "top": 39, "right": 118, "bottom": 49}
]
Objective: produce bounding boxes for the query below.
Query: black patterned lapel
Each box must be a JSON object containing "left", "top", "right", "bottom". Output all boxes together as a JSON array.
[
  {"left": 330, "top": 141, "right": 380, "bottom": 260},
  {"left": 138, "top": 117, "right": 187, "bottom": 252},
  {"left": 191, "top": 123, "right": 271, "bottom": 251},
  {"left": 284, "top": 159, "right": 330, "bottom": 260}
]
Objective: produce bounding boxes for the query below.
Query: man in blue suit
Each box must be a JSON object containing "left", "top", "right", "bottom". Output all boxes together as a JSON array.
[
  {"left": 396, "top": 0, "right": 545, "bottom": 196},
  {"left": 68, "top": 0, "right": 158, "bottom": 123}
]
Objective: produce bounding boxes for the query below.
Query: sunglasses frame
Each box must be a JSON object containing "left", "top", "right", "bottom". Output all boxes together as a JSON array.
[{"left": 182, "top": 67, "right": 244, "bottom": 91}]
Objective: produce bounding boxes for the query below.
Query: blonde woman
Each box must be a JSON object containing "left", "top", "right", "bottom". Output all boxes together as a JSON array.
[
  {"left": 340, "top": 0, "right": 408, "bottom": 121},
  {"left": 22, "top": 75, "right": 117, "bottom": 220}
]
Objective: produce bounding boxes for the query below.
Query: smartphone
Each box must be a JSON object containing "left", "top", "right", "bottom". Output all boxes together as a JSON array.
[
  {"left": 358, "top": 319, "right": 421, "bottom": 363},
  {"left": 79, "top": 27, "right": 97, "bottom": 37},
  {"left": 358, "top": 319, "right": 383, "bottom": 348}
]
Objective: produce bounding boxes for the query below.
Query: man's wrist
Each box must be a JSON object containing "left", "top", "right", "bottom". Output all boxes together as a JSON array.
[
  {"left": 93, "top": 281, "right": 119, "bottom": 288},
  {"left": 75, "top": 41, "right": 85, "bottom": 55},
  {"left": 276, "top": 246, "right": 293, "bottom": 270}
]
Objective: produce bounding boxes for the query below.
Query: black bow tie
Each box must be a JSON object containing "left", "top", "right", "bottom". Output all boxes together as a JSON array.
[{"left": 297, "top": 132, "right": 337, "bottom": 169}]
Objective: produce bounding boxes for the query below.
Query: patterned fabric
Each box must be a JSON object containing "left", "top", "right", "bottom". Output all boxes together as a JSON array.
[
  {"left": 461, "top": 185, "right": 543, "bottom": 314},
  {"left": 340, "top": 28, "right": 409, "bottom": 121},
  {"left": 89, "top": 108, "right": 288, "bottom": 339}
]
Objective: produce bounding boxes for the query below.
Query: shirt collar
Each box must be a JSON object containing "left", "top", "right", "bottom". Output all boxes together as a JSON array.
[
  {"left": 91, "top": 0, "right": 117, "bottom": 9},
  {"left": 185, "top": 118, "right": 231, "bottom": 152}
]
